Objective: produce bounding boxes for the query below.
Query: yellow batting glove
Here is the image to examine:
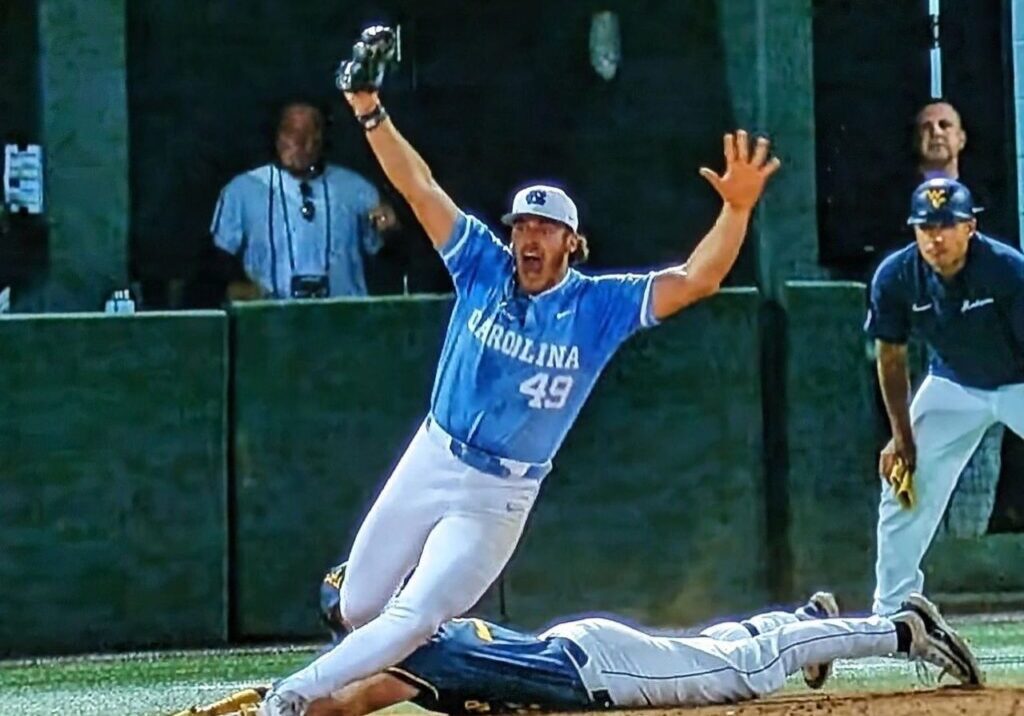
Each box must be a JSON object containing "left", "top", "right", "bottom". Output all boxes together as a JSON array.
[
  {"left": 889, "top": 458, "right": 915, "bottom": 510},
  {"left": 168, "top": 687, "right": 267, "bottom": 716}
]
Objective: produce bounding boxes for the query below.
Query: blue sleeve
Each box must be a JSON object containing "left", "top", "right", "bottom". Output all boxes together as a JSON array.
[
  {"left": 1008, "top": 258, "right": 1024, "bottom": 350},
  {"left": 865, "top": 259, "right": 910, "bottom": 343},
  {"left": 1010, "top": 287, "right": 1024, "bottom": 350},
  {"left": 437, "top": 212, "right": 512, "bottom": 294},
  {"left": 590, "top": 272, "right": 659, "bottom": 345},
  {"left": 356, "top": 180, "right": 383, "bottom": 257},
  {"left": 211, "top": 177, "right": 246, "bottom": 256}
]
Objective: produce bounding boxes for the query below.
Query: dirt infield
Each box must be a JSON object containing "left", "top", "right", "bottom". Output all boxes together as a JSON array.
[{"left": 626, "top": 686, "right": 1024, "bottom": 716}]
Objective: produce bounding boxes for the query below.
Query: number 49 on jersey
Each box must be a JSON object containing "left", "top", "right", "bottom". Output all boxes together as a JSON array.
[{"left": 519, "top": 372, "right": 573, "bottom": 409}]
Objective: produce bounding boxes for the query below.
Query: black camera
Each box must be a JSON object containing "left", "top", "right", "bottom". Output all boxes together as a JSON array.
[{"left": 290, "top": 274, "right": 330, "bottom": 299}]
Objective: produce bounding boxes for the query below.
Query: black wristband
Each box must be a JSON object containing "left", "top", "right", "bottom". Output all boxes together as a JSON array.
[{"left": 356, "top": 104, "right": 388, "bottom": 131}]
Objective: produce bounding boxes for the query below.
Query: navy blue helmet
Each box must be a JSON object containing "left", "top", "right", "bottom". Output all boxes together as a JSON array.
[
  {"left": 319, "top": 562, "right": 349, "bottom": 644},
  {"left": 907, "top": 177, "right": 982, "bottom": 227}
]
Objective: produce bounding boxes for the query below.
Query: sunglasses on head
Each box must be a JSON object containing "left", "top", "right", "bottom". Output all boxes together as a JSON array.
[{"left": 300, "top": 182, "right": 315, "bottom": 222}]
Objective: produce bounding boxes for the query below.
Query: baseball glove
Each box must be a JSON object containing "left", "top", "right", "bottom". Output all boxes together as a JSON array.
[
  {"left": 335, "top": 25, "right": 398, "bottom": 93},
  {"left": 886, "top": 457, "right": 915, "bottom": 510}
]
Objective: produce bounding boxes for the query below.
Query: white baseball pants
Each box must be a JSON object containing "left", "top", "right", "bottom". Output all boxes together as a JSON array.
[
  {"left": 874, "top": 375, "right": 1024, "bottom": 614},
  {"left": 278, "top": 419, "right": 541, "bottom": 701},
  {"left": 544, "top": 613, "right": 898, "bottom": 706}
]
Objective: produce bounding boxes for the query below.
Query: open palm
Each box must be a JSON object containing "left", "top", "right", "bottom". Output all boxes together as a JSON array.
[{"left": 699, "top": 130, "right": 781, "bottom": 211}]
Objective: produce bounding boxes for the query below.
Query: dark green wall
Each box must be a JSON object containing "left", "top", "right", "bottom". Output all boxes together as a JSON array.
[
  {"left": 780, "top": 281, "right": 1024, "bottom": 611},
  {"left": 231, "top": 291, "right": 766, "bottom": 637},
  {"left": 0, "top": 312, "right": 229, "bottom": 655},
  {"left": 505, "top": 289, "right": 767, "bottom": 628},
  {"left": 231, "top": 297, "right": 451, "bottom": 637},
  {"left": 718, "top": 0, "right": 824, "bottom": 297},
  {"left": 780, "top": 281, "right": 880, "bottom": 605},
  {"left": 33, "top": 0, "right": 130, "bottom": 312},
  {"left": 2, "top": 288, "right": 1023, "bottom": 654},
  {"left": 927, "top": 536, "right": 1024, "bottom": 606}
]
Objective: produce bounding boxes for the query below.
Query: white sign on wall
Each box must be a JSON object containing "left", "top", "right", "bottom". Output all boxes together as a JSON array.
[{"left": 3, "top": 144, "right": 44, "bottom": 215}]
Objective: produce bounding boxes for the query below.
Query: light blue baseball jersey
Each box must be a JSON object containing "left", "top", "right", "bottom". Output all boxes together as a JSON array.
[
  {"left": 430, "top": 212, "right": 658, "bottom": 464},
  {"left": 211, "top": 163, "right": 382, "bottom": 298}
]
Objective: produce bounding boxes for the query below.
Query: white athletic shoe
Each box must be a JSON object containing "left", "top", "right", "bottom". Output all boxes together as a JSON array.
[
  {"left": 258, "top": 688, "right": 309, "bottom": 716},
  {"left": 891, "top": 593, "right": 984, "bottom": 686},
  {"left": 796, "top": 591, "right": 840, "bottom": 689}
]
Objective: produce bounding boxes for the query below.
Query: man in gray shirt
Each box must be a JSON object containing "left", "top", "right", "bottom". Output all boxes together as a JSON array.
[{"left": 211, "top": 102, "right": 396, "bottom": 299}]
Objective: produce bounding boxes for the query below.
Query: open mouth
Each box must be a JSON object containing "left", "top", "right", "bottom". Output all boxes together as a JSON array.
[{"left": 519, "top": 251, "right": 543, "bottom": 274}]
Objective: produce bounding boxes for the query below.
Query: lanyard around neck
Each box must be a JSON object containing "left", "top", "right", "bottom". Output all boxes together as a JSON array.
[{"left": 275, "top": 165, "right": 333, "bottom": 276}]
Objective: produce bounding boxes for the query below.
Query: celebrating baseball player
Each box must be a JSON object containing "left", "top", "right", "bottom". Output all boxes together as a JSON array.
[
  {"left": 867, "top": 176, "right": 1024, "bottom": 616},
  {"left": 258, "top": 27, "right": 780, "bottom": 715},
  {"left": 223, "top": 565, "right": 979, "bottom": 716}
]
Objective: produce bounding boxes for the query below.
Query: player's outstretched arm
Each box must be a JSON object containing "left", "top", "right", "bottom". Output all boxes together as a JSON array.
[
  {"left": 345, "top": 91, "right": 458, "bottom": 250},
  {"left": 650, "top": 131, "right": 780, "bottom": 320},
  {"left": 306, "top": 672, "right": 418, "bottom": 716},
  {"left": 876, "top": 340, "right": 916, "bottom": 474}
]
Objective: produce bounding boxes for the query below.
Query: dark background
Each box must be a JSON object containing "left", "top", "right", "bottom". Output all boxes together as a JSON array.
[
  {"left": 0, "top": 0, "right": 47, "bottom": 293},
  {"left": 814, "top": 0, "right": 1019, "bottom": 277},
  {"left": 124, "top": 0, "right": 735, "bottom": 303},
  {"left": 2, "top": 1, "right": 1019, "bottom": 299}
]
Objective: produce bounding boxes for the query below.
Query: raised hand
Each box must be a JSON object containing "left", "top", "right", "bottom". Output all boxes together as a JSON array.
[
  {"left": 699, "top": 130, "right": 781, "bottom": 211},
  {"left": 335, "top": 25, "right": 397, "bottom": 95}
]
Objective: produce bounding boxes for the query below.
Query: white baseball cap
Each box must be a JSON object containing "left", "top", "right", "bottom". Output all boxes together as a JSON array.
[{"left": 501, "top": 185, "right": 579, "bottom": 232}]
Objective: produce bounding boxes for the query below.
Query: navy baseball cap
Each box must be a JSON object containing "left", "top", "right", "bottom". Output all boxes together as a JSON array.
[
  {"left": 907, "top": 177, "right": 982, "bottom": 227},
  {"left": 319, "top": 562, "right": 349, "bottom": 644}
]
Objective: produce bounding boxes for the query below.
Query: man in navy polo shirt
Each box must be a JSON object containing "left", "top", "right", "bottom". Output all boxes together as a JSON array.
[{"left": 866, "top": 176, "right": 1024, "bottom": 615}]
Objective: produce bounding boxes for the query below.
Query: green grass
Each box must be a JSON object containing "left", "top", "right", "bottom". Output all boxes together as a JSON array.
[
  {"left": 0, "top": 646, "right": 316, "bottom": 716},
  {"left": 3, "top": 617, "right": 1024, "bottom": 716}
]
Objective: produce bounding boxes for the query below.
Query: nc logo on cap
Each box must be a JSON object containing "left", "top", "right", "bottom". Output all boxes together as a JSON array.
[
  {"left": 925, "top": 188, "right": 947, "bottom": 209},
  {"left": 525, "top": 190, "right": 548, "bottom": 206},
  {"left": 501, "top": 184, "right": 580, "bottom": 232}
]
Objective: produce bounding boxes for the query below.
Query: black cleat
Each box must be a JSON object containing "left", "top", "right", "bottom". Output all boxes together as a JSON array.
[{"left": 892, "top": 593, "right": 984, "bottom": 686}]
